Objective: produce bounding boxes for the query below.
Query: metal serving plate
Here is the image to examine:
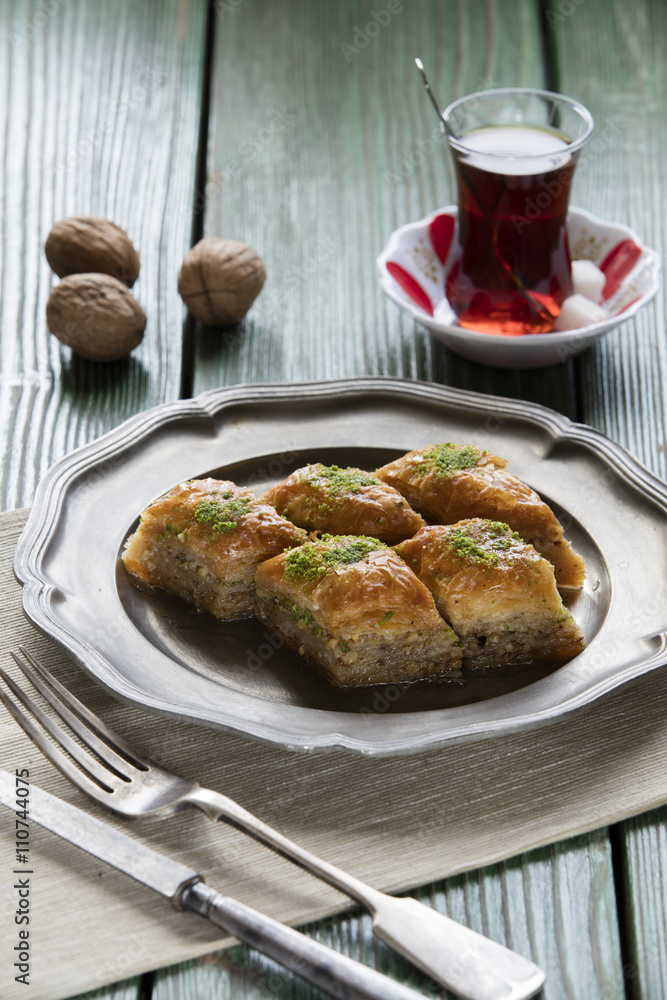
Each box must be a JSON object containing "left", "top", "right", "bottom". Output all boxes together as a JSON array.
[{"left": 14, "top": 378, "right": 667, "bottom": 755}]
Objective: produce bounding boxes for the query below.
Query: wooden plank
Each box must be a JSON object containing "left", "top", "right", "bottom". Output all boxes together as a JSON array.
[
  {"left": 0, "top": 1, "right": 208, "bottom": 997},
  {"left": 552, "top": 0, "right": 667, "bottom": 994},
  {"left": 192, "top": 0, "right": 575, "bottom": 417},
  {"left": 0, "top": 0, "right": 209, "bottom": 511},
  {"left": 167, "top": 1, "right": 622, "bottom": 997},
  {"left": 66, "top": 984, "right": 142, "bottom": 1000},
  {"left": 615, "top": 807, "right": 667, "bottom": 995},
  {"left": 552, "top": 0, "right": 667, "bottom": 471},
  {"left": 152, "top": 830, "right": 623, "bottom": 1000}
]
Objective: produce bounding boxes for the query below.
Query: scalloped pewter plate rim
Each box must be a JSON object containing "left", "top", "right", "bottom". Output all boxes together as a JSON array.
[{"left": 13, "top": 377, "right": 667, "bottom": 755}]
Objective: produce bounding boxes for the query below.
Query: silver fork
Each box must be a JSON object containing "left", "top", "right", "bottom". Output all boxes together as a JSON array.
[{"left": 0, "top": 647, "right": 545, "bottom": 1000}]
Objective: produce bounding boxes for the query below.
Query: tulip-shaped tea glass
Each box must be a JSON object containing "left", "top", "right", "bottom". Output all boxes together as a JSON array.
[{"left": 442, "top": 88, "right": 594, "bottom": 335}]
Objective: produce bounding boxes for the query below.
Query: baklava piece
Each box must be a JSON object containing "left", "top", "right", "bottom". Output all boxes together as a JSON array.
[
  {"left": 122, "top": 479, "right": 306, "bottom": 620},
  {"left": 376, "top": 442, "right": 585, "bottom": 591},
  {"left": 254, "top": 534, "right": 463, "bottom": 687},
  {"left": 261, "top": 463, "right": 425, "bottom": 544},
  {"left": 396, "top": 520, "right": 586, "bottom": 671}
]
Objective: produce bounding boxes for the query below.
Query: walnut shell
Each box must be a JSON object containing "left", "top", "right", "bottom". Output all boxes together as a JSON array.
[
  {"left": 45, "top": 217, "right": 140, "bottom": 287},
  {"left": 46, "top": 273, "right": 146, "bottom": 361},
  {"left": 177, "top": 238, "right": 266, "bottom": 325}
]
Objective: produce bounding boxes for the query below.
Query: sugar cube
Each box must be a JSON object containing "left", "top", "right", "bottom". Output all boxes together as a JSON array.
[
  {"left": 553, "top": 294, "right": 607, "bottom": 331},
  {"left": 571, "top": 259, "right": 606, "bottom": 303}
]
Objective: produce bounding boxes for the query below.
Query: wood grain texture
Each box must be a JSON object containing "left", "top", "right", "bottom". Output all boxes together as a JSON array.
[
  {"left": 193, "top": 0, "right": 575, "bottom": 416},
  {"left": 152, "top": 831, "right": 623, "bottom": 1000},
  {"left": 165, "top": 1, "right": 624, "bottom": 997},
  {"left": 0, "top": 0, "right": 208, "bottom": 511},
  {"left": 1, "top": 0, "right": 660, "bottom": 998},
  {"left": 553, "top": 0, "right": 667, "bottom": 474},
  {"left": 0, "top": 1, "right": 206, "bottom": 996},
  {"left": 68, "top": 985, "right": 141, "bottom": 1000},
  {"left": 616, "top": 807, "right": 667, "bottom": 997},
  {"left": 553, "top": 1, "right": 667, "bottom": 995}
]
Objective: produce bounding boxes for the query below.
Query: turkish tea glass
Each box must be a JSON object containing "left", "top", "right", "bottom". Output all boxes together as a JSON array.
[{"left": 442, "top": 88, "right": 594, "bottom": 335}]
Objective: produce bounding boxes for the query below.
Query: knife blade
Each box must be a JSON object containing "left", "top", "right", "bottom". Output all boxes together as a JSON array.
[{"left": 0, "top": 770, "right": 427, "bottom": 1000}]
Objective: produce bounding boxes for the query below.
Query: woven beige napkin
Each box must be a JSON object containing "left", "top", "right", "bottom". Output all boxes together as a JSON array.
[{"left": 2, "top": 507, "right": 667, "bottom": 1000}]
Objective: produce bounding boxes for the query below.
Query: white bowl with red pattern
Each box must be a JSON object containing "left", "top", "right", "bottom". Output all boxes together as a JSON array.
[{"left": 377, "top": 206, "right": 660, "bottom": 368}]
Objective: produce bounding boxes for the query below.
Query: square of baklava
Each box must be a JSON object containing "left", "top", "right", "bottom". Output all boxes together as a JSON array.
[
  {"left": 254, "top": 534, "right": 463, "bottom": 687},
  {"left": 122, "top": 478, "right": 306, "bottom": 620},
  {"left": 262, "top": 463, "right": 425, "bottom": 544},
  {"left": 377, "top": 442, "right": 585, "bottom": 591},
  {"left": 395, "top": 519, "right": 586, "bottom": 671}
]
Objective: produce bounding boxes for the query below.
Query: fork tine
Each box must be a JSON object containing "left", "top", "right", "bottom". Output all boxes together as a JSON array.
[
  {"left": 7, "top": 661, "right": 132, "bottom": 786},
  {"left": 14, "top": 647, "right": 149, "bottom": 772},
  {"left": 0, "top": 671, "right": 116, "bottom": 797}
]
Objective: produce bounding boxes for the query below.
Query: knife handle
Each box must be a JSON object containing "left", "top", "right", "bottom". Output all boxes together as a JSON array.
[{"left": 182, "top": 881, "right": 427, "bottom": 1000}]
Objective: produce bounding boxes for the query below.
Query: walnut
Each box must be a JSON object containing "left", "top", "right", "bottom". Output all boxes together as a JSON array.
[
  {"left": 46, "top": 274, "right": 146, "bottom": 361},
  {"left": 45, "top": 217, "right": 140, "bottom": 287},
  {"left": 177, "top": 238, "right": 266, "bottom": 325}
]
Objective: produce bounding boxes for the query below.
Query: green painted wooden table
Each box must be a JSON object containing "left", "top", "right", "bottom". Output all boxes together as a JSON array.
[{"left": 1, "top": 0, "right": 665, "bottom": 997}]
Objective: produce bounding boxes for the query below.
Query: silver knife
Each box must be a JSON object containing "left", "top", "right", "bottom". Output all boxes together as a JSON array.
[{"left": 0, "top": 770, "right": 434, "bottom": 1000}]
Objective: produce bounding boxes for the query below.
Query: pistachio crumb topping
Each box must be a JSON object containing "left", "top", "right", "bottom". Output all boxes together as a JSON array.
[
  {"left": 446, "top": 520, "right": 521, "bottom": 565},
  {"left": 285, "top": 535, "right": 387, "bottom": 582},
  {"left": 483, "top": 520, "right": 523, "bottom": 547},
  {"left": 194, "top": 493, "right": 253, "bottom": 534},
  {"left": 307, "top": 464, "right": 379, "bottom": 495},
  {"left": 420, "top": 443, "right": 482, "bottom": 477},
  {"left": 448, "top": 529, "right": 498, "bottom": 565}
]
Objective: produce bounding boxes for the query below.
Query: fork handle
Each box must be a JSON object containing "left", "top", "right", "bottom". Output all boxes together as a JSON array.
[
  {"left": 182, "top": 881, "right": 426, "bottom": 1000},
  {"left": 191, "top": 786, "right": 383, "bottom": 910},
  {"left": 190, "top": 789, "right": 545, "bottom": 1000}
]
